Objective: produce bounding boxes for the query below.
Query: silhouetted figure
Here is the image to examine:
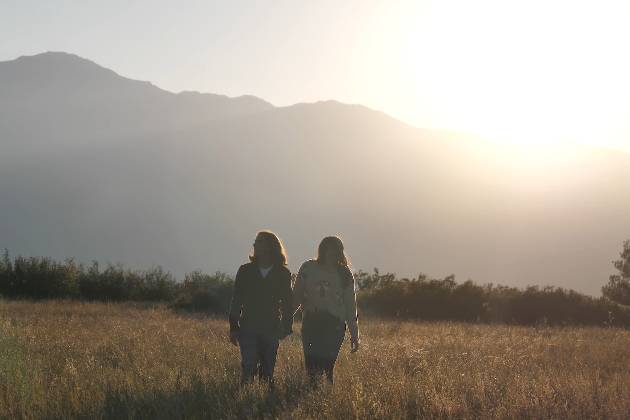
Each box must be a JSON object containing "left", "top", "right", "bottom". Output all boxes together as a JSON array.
[
  {"left": 293, "top": 236, "right": 360, "bottom": 384},
  {"left": 228, "top": 230, "right": 293, "bottom": 386}
]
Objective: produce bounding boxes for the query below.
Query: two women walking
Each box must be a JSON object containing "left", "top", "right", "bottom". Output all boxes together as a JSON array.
[{"left": 228, "top": 230, "right": 360, "bottom": 386}]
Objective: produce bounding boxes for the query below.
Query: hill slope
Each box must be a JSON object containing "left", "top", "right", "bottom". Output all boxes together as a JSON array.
[{"left": 1, "top": 52, "right": 629, "bottom": 295}]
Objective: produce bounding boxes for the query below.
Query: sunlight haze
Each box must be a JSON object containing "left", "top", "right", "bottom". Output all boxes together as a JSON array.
[
  {"left": 2, "top": 0, "right": 629, "bottom": 154},
  {"left": 2, "top": 3, "right": 630, "bottom": 416}
]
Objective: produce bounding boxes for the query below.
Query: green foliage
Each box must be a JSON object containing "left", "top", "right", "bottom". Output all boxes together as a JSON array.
[
  {"left": 357, "top": 269, "right": 630, "bottom": 327},
  {"left": 0, "top": 251, "right": 176, "bottom": 302},
  {"left": 357, "top": 270, "right": 482, "bottom": 320},
  {"left": 0, "top": 253, "right": 79, "bottom": 298},
  {"left": 79, "top": 262, "right": 176, "bottom": 301},
  {"left": 2, "top": 249, "right": 630, "bottom": 327},
  {"left": 495, "top": 285, "right": 630, "bottom": 326},
  {"left": 602, "top": 240, "right": 630, "bottom": 305},
  {"left": 171, "top": 271, "right": 234, "bottom": 314}
]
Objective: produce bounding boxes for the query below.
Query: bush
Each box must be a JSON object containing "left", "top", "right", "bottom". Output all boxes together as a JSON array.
[
  {"left": 356, "top": 269, "right": 630, "bottom": 327},
  {"left": 0, "top": 250, "right": 176, "bottom": 301},
  {"left": 78, "top": 262, "right": 177, "bottom": 302},
  {"left": 602, "top": 240, "right": 630, "bottom": 305},
  {"left": 0, "top": 253, "right": 79, "bottom": 299},
  {"left": 2, "top": 249, "right": 630, "bottom": 328},
  {"left": 171, "top": 271, "right": 234, "bottom": 314}
]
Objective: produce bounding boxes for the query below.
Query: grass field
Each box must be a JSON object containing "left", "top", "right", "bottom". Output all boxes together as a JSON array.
[{"left": 1, "top": 300, "right": 629, "bottom": 419}]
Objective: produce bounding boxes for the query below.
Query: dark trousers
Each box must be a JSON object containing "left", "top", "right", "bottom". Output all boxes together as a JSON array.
[
  {"left": 238, "top": 331, "right": 279, "bottom": 385},
  {"left": 301, "top": 310, "right": 345, "bottom": 384}
]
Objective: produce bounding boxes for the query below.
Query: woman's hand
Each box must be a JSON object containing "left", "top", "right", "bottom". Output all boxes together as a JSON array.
[{"left": 350, "top": 337, "right": 360, "bottom": 353}]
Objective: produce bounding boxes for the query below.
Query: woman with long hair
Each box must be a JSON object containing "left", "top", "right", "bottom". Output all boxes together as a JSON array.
[
  {"left": 228, "top": 230, "right": 293, "bottom": 385},
  {"left": 293, "top": 236, "right": 360, "bottom": 384}
]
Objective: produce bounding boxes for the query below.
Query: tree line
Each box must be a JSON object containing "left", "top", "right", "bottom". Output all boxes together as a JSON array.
[{"left": 1, "top": 240, "right": 629, "bottom": 327}]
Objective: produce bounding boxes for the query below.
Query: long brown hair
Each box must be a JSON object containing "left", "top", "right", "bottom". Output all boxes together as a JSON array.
[
  {"left": 316, "top": 236, "right": 353, "bottom": 288},
  {"left": 249, "top": 230, "right": 288, "bottom": 266}
]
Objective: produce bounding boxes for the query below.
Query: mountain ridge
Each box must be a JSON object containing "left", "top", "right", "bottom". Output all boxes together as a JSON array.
[
  {"left": 1, "top": 51, "right": 629, "bottom": 296},
  {"left": 4, "top": 51, "right": 629, "bottom": 160}
]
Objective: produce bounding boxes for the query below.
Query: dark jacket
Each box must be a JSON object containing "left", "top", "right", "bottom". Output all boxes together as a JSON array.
[{"left": 229, "top": 262, "right": 293, "bottom": 338}]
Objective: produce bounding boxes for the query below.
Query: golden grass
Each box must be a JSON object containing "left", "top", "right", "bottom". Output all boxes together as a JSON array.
[{"left": 1, "top": 299, "right": 629, "bottom": 419}]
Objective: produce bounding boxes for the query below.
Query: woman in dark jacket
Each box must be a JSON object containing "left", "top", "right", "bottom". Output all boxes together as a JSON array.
[
  {"left": 293, "top": 236, "right": 360, "bottom": 384},
  {"left": 228, "top": 230, "right": 293, "bottom": 385}
]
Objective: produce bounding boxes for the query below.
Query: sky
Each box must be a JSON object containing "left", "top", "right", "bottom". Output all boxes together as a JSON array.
[{"left": 2, "top": 0, "right": 630, "bottom": 153}]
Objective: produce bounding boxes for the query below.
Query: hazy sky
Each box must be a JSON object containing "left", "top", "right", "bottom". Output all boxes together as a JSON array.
[{"left": 2, "top": 0, "right": 630, "bottom": 153}]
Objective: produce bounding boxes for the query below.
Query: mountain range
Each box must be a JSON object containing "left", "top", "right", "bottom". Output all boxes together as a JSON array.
[{"left": 1, "top": 51, "right": 629, "bottom": 295}]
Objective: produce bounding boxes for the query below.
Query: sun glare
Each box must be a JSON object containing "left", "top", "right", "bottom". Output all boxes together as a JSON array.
[{"left": 394, "top": 0, "right": 630, "bottom": 154}]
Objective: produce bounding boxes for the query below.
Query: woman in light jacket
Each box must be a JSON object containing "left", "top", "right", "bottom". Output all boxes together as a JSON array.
[{"left": 293, "top": 236, "right": 360, "bottom": 384}]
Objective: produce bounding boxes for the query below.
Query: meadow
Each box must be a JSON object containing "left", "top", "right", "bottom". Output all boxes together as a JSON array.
[{"left": 1, "top": 300, "right": 629, "bottom": 419}]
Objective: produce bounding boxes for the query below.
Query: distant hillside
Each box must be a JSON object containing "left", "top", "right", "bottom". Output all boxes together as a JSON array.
[{"left": 1, "top": 52, "right": 629, "bottom": 295}]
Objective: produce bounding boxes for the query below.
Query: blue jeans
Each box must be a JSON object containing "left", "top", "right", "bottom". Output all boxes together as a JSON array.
[{"left": 238, "top": 330, "right": 279, "bottom": 385}]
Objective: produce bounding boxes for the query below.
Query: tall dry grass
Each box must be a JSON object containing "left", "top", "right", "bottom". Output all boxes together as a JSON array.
[{"left": 0, "top": 299, "right": 629, "bottom": 419}]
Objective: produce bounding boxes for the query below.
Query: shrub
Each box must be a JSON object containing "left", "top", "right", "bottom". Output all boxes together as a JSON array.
[
  {"left": 356, "top": 269, "right": 630, "bottom": 327},
  {"left": 602, "top": 240, "right": 630, "bottom": 305},
  {"left": 0, "top": 251, "right": 176, "bottom": 302},
  {"left": 171, "top": 271, "right": 234, "bottom": 314}
]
